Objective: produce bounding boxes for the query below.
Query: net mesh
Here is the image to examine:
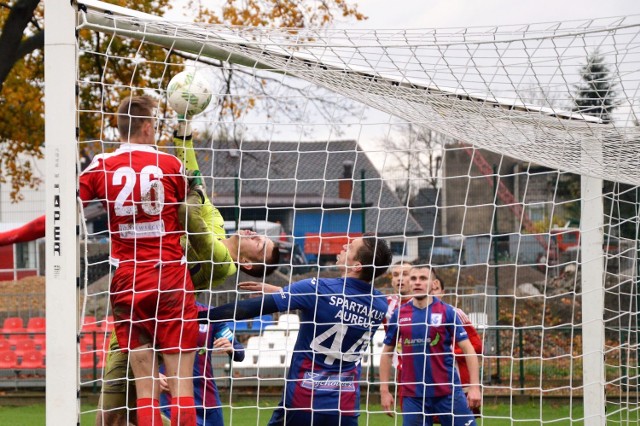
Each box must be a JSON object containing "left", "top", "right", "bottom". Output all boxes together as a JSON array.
[{"left": 73, "top": 4, "right": 640, "bottom": 424}]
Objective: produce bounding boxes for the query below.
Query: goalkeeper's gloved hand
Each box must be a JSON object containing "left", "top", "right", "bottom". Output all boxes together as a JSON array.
[
  {"left": 174, "top": 114, "right": 192, "bottom": 139},
  {"left": 185, "top": 169, "right": 206, "bottom": 204}
]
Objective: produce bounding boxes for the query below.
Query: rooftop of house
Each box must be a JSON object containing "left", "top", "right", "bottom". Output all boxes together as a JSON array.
[{"left": 188, "top": 138, "right": 422, "bottom": 235}]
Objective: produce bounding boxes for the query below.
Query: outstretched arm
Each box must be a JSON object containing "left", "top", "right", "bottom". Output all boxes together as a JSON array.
[
  {"left": 174, "top": 120, "right": 238, "bottom": 289},
  {"left": 173, "top": 119, "right": 200, "bottom": 173},
  {"left": 0, "top": 215, "right": 45, "bottom": 246},
  {"left": 238, "top": 282, "right": 282, "bottom": 294},
  {"left": 200, "top": 294, "right": 281, "bottom": 322},
  {"left": 379, "top": 344, "right": 396, "bottom": 417}
]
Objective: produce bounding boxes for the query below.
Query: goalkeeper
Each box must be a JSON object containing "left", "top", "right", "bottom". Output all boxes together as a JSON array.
[
  {"left": 172, "top": 117, "right": 280, "bottom": 289},
  {"left": 97, "top": 118, "right": 280, "bottom": 426}
]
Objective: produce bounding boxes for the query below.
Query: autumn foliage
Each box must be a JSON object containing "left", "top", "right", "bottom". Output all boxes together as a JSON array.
[{"left": 0, "top": 0, "right": 366, "bottom": 201}]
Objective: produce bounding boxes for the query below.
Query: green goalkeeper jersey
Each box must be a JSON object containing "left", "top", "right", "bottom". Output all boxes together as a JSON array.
[{"left": 175, "top": 136, "right": 237, "bottom": 290}]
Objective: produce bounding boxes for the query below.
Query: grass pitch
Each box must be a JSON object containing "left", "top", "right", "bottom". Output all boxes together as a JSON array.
[{"left": 0, "top": 399, "right": 638, "bottom": 425}]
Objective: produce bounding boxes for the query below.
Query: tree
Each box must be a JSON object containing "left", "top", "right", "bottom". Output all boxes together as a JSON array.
[
  {"left": 380, "top": 123, "right": 450, "bottom": 205},
  {"left": 0, "top": 0, "right": 365, "bottom": 201},
  {"left": 573, "top": 50, "right": 619, "bottom": 124},
  {"left": 569, "top": 51, "right": 639, "bottom": 240},
  {"left": 0, "top": 0, "right": 44, "bottom": 200},
  {"left": 560, "top": 51, "right": 621, "bottom": 228}
]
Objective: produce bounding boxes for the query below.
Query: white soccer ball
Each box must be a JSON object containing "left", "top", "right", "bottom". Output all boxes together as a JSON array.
[{"left": 167, "top": 71, "right": 212, "bottom": 117}]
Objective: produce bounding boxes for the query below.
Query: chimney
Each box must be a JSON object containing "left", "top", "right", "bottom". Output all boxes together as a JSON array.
[{"left": 339, "top": 160, "right": 354, "bottom": 199}]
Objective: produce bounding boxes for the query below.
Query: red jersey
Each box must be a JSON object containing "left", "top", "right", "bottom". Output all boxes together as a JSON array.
[
  {"left": 384, "top": 294, "right": 412, "bottom": 326},
  {"left": 79, "top": 143, "right": 187, "bottom": 266},
  {"left": 453, "top": 308, "right": 483, "bottom": 386}
]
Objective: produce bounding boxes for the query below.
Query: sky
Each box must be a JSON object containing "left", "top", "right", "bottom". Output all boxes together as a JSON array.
[
  {"left": 167, "top": 0, "right": 640, "bottom": 175},
  {"left": 352, "top": 0, "right": 640, "bottom": 29},
  {"left": 170, "top": 0, "right": 640, "bottom": 28},
  {"left": 295, "top": 1, "right": 631, "bottom": 161}
]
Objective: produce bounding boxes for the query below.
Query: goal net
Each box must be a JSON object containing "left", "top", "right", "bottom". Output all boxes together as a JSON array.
[{"left": 45, "top": 1, "right": 640, "bottom": 424}]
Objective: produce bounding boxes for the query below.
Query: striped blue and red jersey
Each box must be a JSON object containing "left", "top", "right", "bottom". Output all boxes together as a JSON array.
[
  {"left": 273, "top": 277, "right": 388, "bottom": 416},
  {"left": 193, "top": 304, "right": 244, "bottom": 409},
  {"left": 161, "top": 303, "right": 244, "bottom": 424},
  {"left": 384, "top": 297, "right": 468, "bottom": 398}
]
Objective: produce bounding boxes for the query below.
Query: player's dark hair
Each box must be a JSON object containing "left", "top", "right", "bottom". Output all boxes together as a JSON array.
[
  {"left": 240, "top": 243, "right": 281, "bottom": 278},
  {"left": 117, "top": 95, "right": 156, "bottom": 140},
  {"left": 410, "top": 259, "right": 444, "bottom": 288},
  {"left": 356, "top": 233, "right": 393, "bottom": 282}
]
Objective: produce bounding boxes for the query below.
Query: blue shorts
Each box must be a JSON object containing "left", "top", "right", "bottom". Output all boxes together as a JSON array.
[
  {"left": 402, "top": 391, "right": 477, "bottom": 426},
  {"left": 267, "top": 405, "right": 358, "bottom": 426}
]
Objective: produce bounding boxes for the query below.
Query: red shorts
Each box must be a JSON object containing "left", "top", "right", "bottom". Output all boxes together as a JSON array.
[{"left": 110, "top": 263, "right": 198, "bottom": 353}]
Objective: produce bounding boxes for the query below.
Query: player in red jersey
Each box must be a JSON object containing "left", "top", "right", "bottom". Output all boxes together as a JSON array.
[
  {"left": 79, "top": 95, "right": 198, "bottom": 426},
  {"left": 430, "top": 276, "right": 483, "bottom": 420},
  {"left": 385, "top": 262, "right": 414, "bottom": 326}
]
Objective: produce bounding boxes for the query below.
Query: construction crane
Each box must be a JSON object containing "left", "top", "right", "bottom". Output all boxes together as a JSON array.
[{"left": 463, "top": 145, "right": 551, "bottom": 253}]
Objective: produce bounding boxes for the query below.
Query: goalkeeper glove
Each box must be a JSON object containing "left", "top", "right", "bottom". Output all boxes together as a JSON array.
[{"left": 174, "top": 114, "right": 192, "bottom": 139}]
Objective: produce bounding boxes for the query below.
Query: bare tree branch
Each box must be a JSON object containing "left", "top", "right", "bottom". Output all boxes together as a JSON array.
[{"left": 381, "top": 123, "right": 449, "bottom": 204}]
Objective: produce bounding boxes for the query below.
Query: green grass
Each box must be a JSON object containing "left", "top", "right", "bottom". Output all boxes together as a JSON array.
[{"left": 0, "top": 400, "right": 638, "bottom": 425}]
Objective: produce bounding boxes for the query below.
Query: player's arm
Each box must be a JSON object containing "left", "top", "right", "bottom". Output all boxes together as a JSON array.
[
  {"left": 379, "top": 343, "right": 396, "bottom": 417},
  {"left": 173, "top": 119, "right": 199, "bottom": 172},
  {"left": 202, "top": 279, "right": 316, "bottom": 322},
  {"left": 178, "top": 187, "right": 235, "bottom": 287},
  {"left": 78, "top": 157, "right": 104, "bottom": 206},
  {"left": 231, "top": 336, "right": 246, "bottom": 362},
  {"left": 380, "top": 309, "right": 399, "bottom": 417},
  {"left": 238, "top": 282, "right": 281, "bottom": 294},
  {"left": 0, "top": 215, "right": 45, "bottom": 246},
  {"left": 201, "top": 295, "right": 281, "bottom": 322},
  {"left": 457, "top": 339, "right": 482, "bottom": 409},
  {"left": 464, "top": 323, "right": 483, "bottom": 356},
  {"left": 210, "top": 323, "right": 246, "bottom": 362}
]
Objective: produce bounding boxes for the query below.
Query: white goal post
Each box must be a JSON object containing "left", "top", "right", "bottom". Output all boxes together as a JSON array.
[
  {"left": 44, "top": 1, "right": 78, "bottom": 424},
  {"left": 45, "top": 1, "right": 640, "bottom": 424}
]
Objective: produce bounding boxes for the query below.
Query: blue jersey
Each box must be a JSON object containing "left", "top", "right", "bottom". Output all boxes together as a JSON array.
[
  {"left": 273, "top": 277, "right": 388, "bottom": 416},
  {"left": 384, "top": 298, "right": 468, "bottom": 398}
]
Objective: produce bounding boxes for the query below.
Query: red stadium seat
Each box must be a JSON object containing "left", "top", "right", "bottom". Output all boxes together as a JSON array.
[
  {"left": 80, "top": 352, "right": 101, "bottom": 370},
  {"left": 26, "top": 317, "right": 46, "bottom": 334},
  {"left": 2, "top": 317, "right": 26, "bottom": 334},
  {"left": 80, "top": 332, "right": 104, "bottom": 352},
  {"left": 18, "top": 350, "right": 45, "bottom": 369},
  {"left": 14, "top": 339, "right": 36, "bottom": 358},
  {"left": 6, "top": 335, "right": 31, "bottom": 350},
  {"left": 0, "top": 350, "right": 18, "bottom": 370},
  {"left": 0, "top": 340, "right": 10, "bottom": 351},
  {"left": 81, "top": 315, "right": 99, "bottom": 333},
  {"left": 32, "top": 334, "right": 46, "bottom": 351}
]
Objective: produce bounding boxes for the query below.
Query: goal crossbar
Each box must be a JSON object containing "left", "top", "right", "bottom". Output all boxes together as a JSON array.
[{"left": 76, "top": 0, "right": 640, "bottom": 186}]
